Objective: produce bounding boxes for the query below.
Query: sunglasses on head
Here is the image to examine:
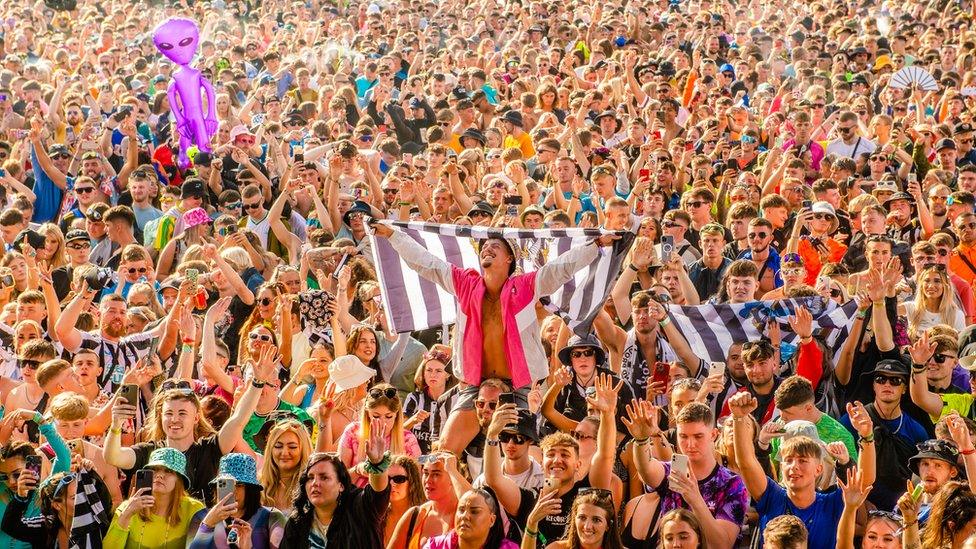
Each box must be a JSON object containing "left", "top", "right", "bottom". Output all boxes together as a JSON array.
[
  {"left": 161, "top": 379, "right": 193, "bottom": 392},
  {"left": 369, "top": 387, "right": 398, "bottom": 400},
  {"left": 917, "top": 439, "right": 959, "bottom": 456},
  {"left": 579, "top": 487, "right": 613, "bottom": 500},
  {"left": 499, "top": 432, "right": 529, "bottom": 444}
]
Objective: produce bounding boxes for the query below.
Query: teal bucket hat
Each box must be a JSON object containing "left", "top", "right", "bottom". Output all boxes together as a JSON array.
[
  {"left": 212, "top": 453, "right": 262, "bottom": 488},
  {"left": 144, "top": 447, "right": 190, "bottom": 487}
]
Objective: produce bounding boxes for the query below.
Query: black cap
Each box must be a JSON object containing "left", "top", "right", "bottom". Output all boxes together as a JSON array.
[
  {"left": 467, "top": 201, "right": 495, "bottom": 217},
  {"left": 460, "top": 128, "right": 486, "bottom": 146},
  {"left": 342, "top": 200, "right": 372, "bottom": 225},
  {"left": 64, "top": 229, "right": 89, "bottom": 243},
  {"left": 956, "top": 123, "right": 975, "bottom": 134},
  {"left": 861, "top": 358, "right": 909, "bottom": 379},
  {"left": 194, "top": 152, "right": 213, "bottom": 168},
  {"left": 181, "top": 179, "right": 207, "bottom": 200},
  {"left": 936, "top": 138, "right": 957, "bottom": 151},
  {"left": 910, "top": 439, "right": 962, "bottom": 476},
  {"left": 501, "top": 110, "right": 523, "bottom": 127},
  {"left": 14, "top": 229, "right": 45, "bottom": 253}
]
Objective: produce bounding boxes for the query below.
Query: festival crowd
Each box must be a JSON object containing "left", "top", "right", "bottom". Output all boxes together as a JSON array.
[{"left": 2, "top": 0, "right": 976, "bottom": 547}]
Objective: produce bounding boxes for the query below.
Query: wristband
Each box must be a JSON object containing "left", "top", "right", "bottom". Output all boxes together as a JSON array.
[
  {"left": 633, "top": 437, "right": 650, "bottom": 445},
  {"left": 110, "top": 426, "right": 122, "bottom": 435},
  {"left": 658, "top": 317, "right": 671, "bottom": 328},
  {"left": 525, "top": 528, "right": 539, "bottom": 538},
  {"left": 629, "top": 263, "right": 639, "bottom": 272},
  {"left": 181, "top": 344, "right": 194, "bottom": 353},
  {"left": 487, "top": 438, "right": 500, "bottom": 447},
  {"left": 251, "top": 379, "right": 267, "bottom": 389},
  {"left": 181, "top": 337, "right": 195, "bottom": 344},
  {"left": 859, "top": 433, "right": 875, "bottom": 443},
  {"left": 856, "top": 309, "right": 868, "bottom": 319},
  {"left": 963, "top": 447, "right": 976, "bottom": 456}
]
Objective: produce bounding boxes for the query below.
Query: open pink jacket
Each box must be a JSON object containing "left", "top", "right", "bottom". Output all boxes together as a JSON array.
[{"left": 388, "top": 231, "right": 599, "bottom": 388}]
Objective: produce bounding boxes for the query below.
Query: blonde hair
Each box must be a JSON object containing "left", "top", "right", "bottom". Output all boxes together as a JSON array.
[
  {"left": 48, "top": 392, "right": 90, "bottom": 421},
  {"left": 37, "top": 223, "right": 67, "bottom": 269},
  {"left": 259, "top": 420, "right": 312, "bottom": 509},
  {"left": 136, "top": 471, "right": 197, "bottom": 526},
  {"left": 909, "top": 266, "right": 962, "bottom": 341},
  {"left": 356, "top": 383, "right": 406, "bottom": 463}
]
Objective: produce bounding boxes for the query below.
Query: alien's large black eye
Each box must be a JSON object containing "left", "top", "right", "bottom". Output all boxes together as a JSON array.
[
  {"left": 179, "top": 37, "right": 194, "bottom": 47},
  {"left": 159, "top": 43, "right": 174, "bottom": 50}
]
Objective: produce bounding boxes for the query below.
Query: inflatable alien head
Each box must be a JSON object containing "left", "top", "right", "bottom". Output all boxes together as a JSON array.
[{"left": 153, "top": 18, "right": 200, "bottom": 66}]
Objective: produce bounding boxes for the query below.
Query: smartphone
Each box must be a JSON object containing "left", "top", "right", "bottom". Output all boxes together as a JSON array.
[
  {"left": 498, "top": 393, "right": 515, "bottom": 405},
  {"left": 652, "top": 361, "right": 670, "bottom": 387},
  {"left": 216, "top": 477, "right": 236, "bottom": 505},
  {"left": 119, "top": 383, "right": 139, "bottom": 405},
  {"left": 0, "top": 275, "right": 12, "bottom": 287},
  {"left": 543, "top": 477, "right": 559, "bottom": 493},
  {"left": 638, "top": 168, "right": 650, "bottom": 179},
  {"left": 671, "top": 454, "right": 690, "bottom": 477},
  {"left": 816, "top": 275, "right": 830, "bottom": 290},
  {"left": 186, "top": 268, "right": 199, "bottom": 283},
  {"left": 147, "top": 337, "right": 160, "bottom": 360},
  {"left": 504, "top": 195, "right": 522, "bottom": 216},
  {"left": 68, "top": 439, "right": 84, "bottom": 457},
  {"left": 135, "top": 469, "right": 154, "bottom": 493},
  {"left": 709, "top": 361, "right": 726, "bottom": 378},
  {"left": 24, "top": 455, "right": 41, "bottom": 477},
  {"left": 802, "top": 199, "right": 812, "bottom": 209},
  {"left": 661, "top": 235, "right": 675, "bottom": 259}
]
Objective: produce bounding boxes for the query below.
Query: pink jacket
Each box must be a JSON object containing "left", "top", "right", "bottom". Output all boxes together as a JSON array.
[{"left": 388, "top": 231, "right": 599, "bottom": 388}]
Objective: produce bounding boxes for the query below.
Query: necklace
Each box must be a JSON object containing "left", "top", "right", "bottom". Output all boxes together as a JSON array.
[{"left": 23, "top": 386, "right": 43, "bottom": 408}]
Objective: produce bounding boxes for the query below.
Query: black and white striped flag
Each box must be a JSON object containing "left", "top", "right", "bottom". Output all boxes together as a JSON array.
[
  {"left": 666, "top": 296, "right": 860, "bottom": 362},
  {"left": 369, "top": 220, "right": 635, "bottom": 336}
]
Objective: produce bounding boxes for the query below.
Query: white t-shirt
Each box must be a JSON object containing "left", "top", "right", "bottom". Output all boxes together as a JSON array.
[
  {"left": 903, "top": 301, "right": 966, "bottom": 333},
  {"left": 825, "top": 136, "right": 877, "bottom": 159}
]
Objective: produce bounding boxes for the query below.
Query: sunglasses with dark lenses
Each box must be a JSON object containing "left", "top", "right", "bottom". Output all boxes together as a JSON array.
[
  {"left": 67, "top": 242, "right": 91, "bottom": 250},
  {"left": 259, "top": 297, "right": 275, "bottom": 306},
  {"left": 248, "top": 332, "right": 272, "bottom": 342},
  {"left": 571, "top": 430, "right": 596, "bottom": 441},
  {"left": 570, "top": 349, "right": 596, "bottom": 359},
  {"left": 390, "top": 474, "right": 409, "bottom": 484},
  {"left": 499, "top": 432, "right": 528, "bottom": 444},
  {"left": 244, "top": 202, "right": 263, "bottom": 210},
  {"left": 52, "top": 152, "right": 71, "bottom": 160},
  {"left": 19, "top": 359, "right": 41, "bottom": 370},
  {"left": 933, "top": 353, "right": 957, "bottom": 363},
  {"left": 161, "top": 379, "right": 193, "bottom": 392},
  {"left": 873, "top": 375, "right": 904, "bottom": 386},
  {"left": 369, "top": 387, "right": 398, "bottom": 400},
  {"left": 748, "top": 232, "right": 769, "bottom": 239},
  {"left": 475, "top": 399, "right": 497, "bottom": 410},
  {"left": 127, "top": 267, "right": 148, "bottom": 275},
  {"left": 75, "top": 187, "right": 95, "bottom": 194}
]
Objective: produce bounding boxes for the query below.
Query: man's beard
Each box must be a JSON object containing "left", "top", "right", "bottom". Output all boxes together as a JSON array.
[{"left": 103, "top": 321, "right": 126, "bottom": 338}]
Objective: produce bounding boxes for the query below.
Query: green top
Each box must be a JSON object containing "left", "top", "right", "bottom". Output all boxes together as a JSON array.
[
  {"left": 242, "top": 399, "right": 313, "bottom": 453},
  {"left": 103, "top": 496, "right": 205, "bottom": 549},
  {"left": 770, "top": 413, "right": 858, "bottom": 463}
]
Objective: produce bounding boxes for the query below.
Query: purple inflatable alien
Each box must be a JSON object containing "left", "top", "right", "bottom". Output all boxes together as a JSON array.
[{"left": 152, "top": 18, "right": 217, "bottom": 168}]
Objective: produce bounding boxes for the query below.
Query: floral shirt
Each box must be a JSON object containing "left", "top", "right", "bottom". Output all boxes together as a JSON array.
[{"left": 653, "top": 462, "right": 749, "bottom": 540}]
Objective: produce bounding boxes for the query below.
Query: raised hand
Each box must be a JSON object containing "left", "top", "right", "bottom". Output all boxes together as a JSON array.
[
  {"left": 847, "top": 401, "right": 874, "bottom": 438},
  {"left": 552, "top": 366, "right": 573, "bottom": 388},
  {"left": 908, "top": 331, "right": 936, "bottom": 365},
  {"left": 826, "top": 441, "right": 851, "bottom": 465},
  {"left": 787, "top": 306, "right": 813, "bottom": 339},
  {"left": 946, "top": 413, "right": 974, "bottom": 452},
  {"left": 585, "top": 373, "right": 623, "bottom": 414},
  {"left": 487, "top": 403, "right": 519, "bottom": 439},
  {"left": 622, "top": 400, "right": 661, "bottom": 439},
  {"left": 837, "top": 466, "right": 873, "bottom": 508},
  {"left": 728, "top": 392, "right": 758, "bottom": 419},
  {"left": 365, "top": 418, "right": 389, "bottom": 464}
]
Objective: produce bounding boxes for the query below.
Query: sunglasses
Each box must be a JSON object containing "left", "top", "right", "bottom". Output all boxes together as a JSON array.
[
  {"left": 933, "top": 353, "right": 957, "bottom": 363},
  {"left": 748, "top": 232, "right": 768, "bottom": 239},
  {"left": 812, "top": 213, "right": 832, "bottom": 220},
  {"left": 52, "top": 152, "right": 71, "bottom": 160},
  {"left": 687, "top": 201, "right": 710, "bottom": 208},
  {"left": 662, "top": 221, "right": 687, "bottom": 229},
  {"left": 917, "top": 439, "right": 960, "bottom": 457},
  {"left": 571, "top": 430, "right": 596, "bottom": 441},
  {"left": 75, "top": 187, "right": 95, "bottom": 194},
  {"left": 369, "top": 387, "right": 398, "bottom": 400},
  {"left": 390, "top": 474, "right": 409, "bottom": 484},
  {"left": 127, "top": 267, "right": 148, "bottom": 275},
  {"left": 244, "top": 202, "right": 263, "bottom": 210},
  {"left": 570, "top": 349, "right": 596, "bottom": 359},
  {"left": 19, "top": 358, "right": 41, "bottom": 370},
  {"left": 259, "top": 297, "right": 275, "bottom": 306},
  {"left": 248, "top": 332, "right": 272, "bottom": 342},
  {"left": 873, "top": 375, "right": 905, "bottom": 386},
  {"left": 161, "top": 379, "right": 193, "bottom": 392},
  {"left": 223, "top": 201, "right": 242, "bottom": 210},
  {"left": 475, "top": 399, "right": 497, "bottom": 410},
  {"left": 499, "top": 432, "right": 529, "bottom": 444},
  {"left": 67, "top": 242, "right": 90, "bottom": 250}
]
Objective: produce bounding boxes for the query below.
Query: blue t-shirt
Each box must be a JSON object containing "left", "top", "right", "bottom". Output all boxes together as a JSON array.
[
  {"left": 755, "top": 478, "right": 844, "bottom": 549},
  {"left": 30, "top": 146, "right": 64, "bottom": 223}
]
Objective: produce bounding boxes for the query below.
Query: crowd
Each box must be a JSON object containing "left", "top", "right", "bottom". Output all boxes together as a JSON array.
[{"left": 1, "top": 0, "right": 976, "bottom": 547}]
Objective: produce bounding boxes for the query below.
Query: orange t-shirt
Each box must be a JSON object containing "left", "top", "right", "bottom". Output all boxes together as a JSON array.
[{"left": 798, "top": 237, "right": 847, "bottom": 286}]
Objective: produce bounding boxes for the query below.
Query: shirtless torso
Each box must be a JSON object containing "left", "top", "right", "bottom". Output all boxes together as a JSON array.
[{"left": 481, "top": 295, "right": 512, "bottom": 381}]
